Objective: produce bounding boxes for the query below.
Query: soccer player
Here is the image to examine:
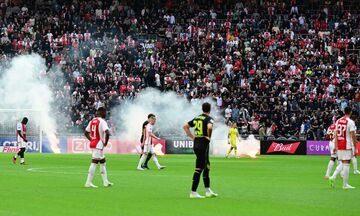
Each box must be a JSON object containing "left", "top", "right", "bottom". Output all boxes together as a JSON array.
[
  {"left": 137, "top": 114, "right": 165, "bottom": 171},
  {"left": 350, "top": 111, "right": 360, "bottom": 174},
  {"left": 327, "top": 115, "right": 360, "bottom": 179},
  {"left": 84, "top": 107, "right": 113, "bottom": 188},
  {"left": 183, "top": 102, "right": 218, "bottom": 198},
  {"left": 226, "top": 122, "right": 239, "bottom": 158},
  {"left": 324, "top": 122, "right": 338, "bottom": 179},
  {"left": 329, "top": 107, "right": 357, "bottom": 189},
  {"left": 12, "top": 117, "right": 28, "bottom": 165},
  {"left": 139, "top": 114, "right": 155, "bottom": 169}
]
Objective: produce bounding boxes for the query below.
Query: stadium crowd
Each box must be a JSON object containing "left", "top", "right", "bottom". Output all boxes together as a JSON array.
[{"left": 0, "top": 0, "right": 359, "bottom": 140}]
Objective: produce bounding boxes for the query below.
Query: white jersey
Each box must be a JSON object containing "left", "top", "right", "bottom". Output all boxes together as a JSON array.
[
  {"left": 225, "top": 108, "right": 232, "bottom": 118},
  {"left": 143, "top": 123, "right": 153, "bottom": 145},
  {"left": 353, "top": 125, "right": 358, "bottom": 153},
  {"left": 16, "top": 122, "right": 27, "bottom": 143}
]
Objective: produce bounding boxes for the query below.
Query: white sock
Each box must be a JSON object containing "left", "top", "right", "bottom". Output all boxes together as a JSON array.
[
  {"left": 205, "top": 188, "right": 211, "bottom": 193},
  {"left": 86, "top": 163, "right": 97, "bottom": 184},
  {"left": 325, "top": 160, "right": 335, "bottom": 177},
  {"left": 342, "top": 163, "right": 350, "bottom": 186},
  {"left": 338, "top": 161, "right": 344, "bottom": 176},
  {"left": 14, "top": 154, "right": 18, "bottom": 159},
  {"left": 20, "top": 158, "right": 25, "bottom": 163},
  {"left": 137, "top": 154, "right": 146, "bottom": 168},
  {"left": 100, "top": 163, "right": 108, "bottom": 184},
  {"left": 152, "top": 156, "right": 161, "bottom": 169},
  {"left": 330, "top": 163, "right": 343, "bottom": 180},
  {"left": 351, "top": 157, "right": 358, "bottom": 171}
]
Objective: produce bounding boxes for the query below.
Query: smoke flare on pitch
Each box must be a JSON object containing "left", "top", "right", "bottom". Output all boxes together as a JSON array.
[
  {"left": 0, "top": 54, "right": 61, "bottom": 153},
  {"left": 111, "top": 88, "right": 260, "bottom": 157}
]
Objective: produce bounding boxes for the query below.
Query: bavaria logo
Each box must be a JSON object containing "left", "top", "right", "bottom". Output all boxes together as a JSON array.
[{"left": 267, "top": 142, "right": 300, "bottom": 154}]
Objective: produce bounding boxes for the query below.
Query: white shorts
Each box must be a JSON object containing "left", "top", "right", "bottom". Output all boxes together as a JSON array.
[
  {"left": 91, "top": 149, "right": 105, "bottom": 160},
  {"left": 338, "top": 150, "right": 352, "bottom": 161},
  {"left": 143, "top": 144, "right": 155, "bottom": 154},
  {"left": 18, "top": 141, "right": 27, "bottom": 148},
  {"left": 329, "top": 141, "right": 337, "bottom": 158}
]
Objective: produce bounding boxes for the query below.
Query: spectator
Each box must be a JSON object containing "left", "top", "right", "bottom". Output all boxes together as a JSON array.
[{"left": 224, "top": 105, "right": 232, "bottom": 124}]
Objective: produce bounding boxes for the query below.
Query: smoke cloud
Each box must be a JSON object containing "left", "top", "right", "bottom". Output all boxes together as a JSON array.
[
  {"left": 111, "top": 88, "right": 227, "bottom": 152},
  {"left": 0, "top": 54, "right": 61, "bottom": 153},
  {"left": 111, "top": 88, "right": 260, "bottom": 157}
]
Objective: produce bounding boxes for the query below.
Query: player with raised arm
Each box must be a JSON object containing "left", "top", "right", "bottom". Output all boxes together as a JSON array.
[
  {"left": 183, "top": 102, "right": 218, "bottom": 198},
  {"left": 139, "top": 114, "right": 155, "bottom": 169},
  {"left": 329, "top": 107, "right": 357, "bottom": 189},
  {"left": 84, "top": 107, "right": 113, "bottom": 188},
  {"left": 137, "top": 114, "right": 165, "bottom": 171},
  {"left": 12, "top": 117, "right": 28, "bottom": 165},
  {"left": 324, "top": 122, "right": 338, "bottom": 179},
  {"left": 226, "top": 122, "right": 240, "bottom": 158}
]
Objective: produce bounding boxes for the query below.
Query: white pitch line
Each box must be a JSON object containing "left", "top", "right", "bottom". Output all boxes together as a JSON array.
[
  {"left": 27, "top": 167, "right": 87, "bottom": 175},
  {"left": 26, "top": 167, "right": 172, "bottom": 176}
]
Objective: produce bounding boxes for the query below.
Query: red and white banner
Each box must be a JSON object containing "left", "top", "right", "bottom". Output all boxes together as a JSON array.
[
  {"left": 260, "top": 140, "right": 306, "bottom": 155},
  {"left": 267, "top": 142, "right": 301, "bottom": 154},
  {"left": 0, "top": 146, "right": 19, "bottom": 153},
  {"left": 67, "top": 136, "right": 166, "bottom": 155},
  {"left": 67, "top": 137, "right": 118, "bottom": 154}
]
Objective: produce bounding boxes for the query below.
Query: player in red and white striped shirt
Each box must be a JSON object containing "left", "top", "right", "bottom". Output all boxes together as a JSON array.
[
  {"left": 12, "top": 117, "right": 28, "bottom": 165},
  {"left": 329, "top": 107, "right": 357, "bottom": 189},
  {"left": 334, "top": 112, "right": 360, "bottom": 176},
  {"left": 84, "top": 107, "right": 113, "bottom": 188}
]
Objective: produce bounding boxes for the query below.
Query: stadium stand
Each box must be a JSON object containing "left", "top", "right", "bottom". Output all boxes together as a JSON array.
[{"left": 0, "top": 0, "right": 359, "bottom": 140}]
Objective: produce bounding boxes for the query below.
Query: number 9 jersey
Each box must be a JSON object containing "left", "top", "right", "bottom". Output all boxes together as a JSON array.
[{"left": 85, "top": 117, "right": 110, "bottom": 149}]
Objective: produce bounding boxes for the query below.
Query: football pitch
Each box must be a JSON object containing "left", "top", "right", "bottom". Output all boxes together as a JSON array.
[{"left": 1, "top": 154, "right": 359, "bottom": 216}]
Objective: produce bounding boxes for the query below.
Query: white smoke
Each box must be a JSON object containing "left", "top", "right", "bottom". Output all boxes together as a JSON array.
[
  {"left": 211, "top": 134, "right": 260, "bottom": 158},
  {"left": 0, "top": 54, "right": 61, "bottom": 153},
  {"left": 110, "top": 88, "right": 229, "bottom": 153},
  {"left": 111, "top": 88, "right": 260, "bottom": 157}
]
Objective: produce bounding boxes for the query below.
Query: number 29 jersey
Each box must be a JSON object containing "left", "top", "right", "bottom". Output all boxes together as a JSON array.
[
  {"left": 335, "top": 116, "right": 356, "bottom": 150},
  {"left": 188, "top": 114, "right": 214, "bottom": 138}
]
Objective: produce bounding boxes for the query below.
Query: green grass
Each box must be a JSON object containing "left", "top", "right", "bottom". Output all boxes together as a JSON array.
[{"left": 0, "top": 154, "right": 359, "bottom": 216}]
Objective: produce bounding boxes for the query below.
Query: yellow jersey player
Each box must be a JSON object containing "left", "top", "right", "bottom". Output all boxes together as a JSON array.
[{"left": 226, "top": 122, "right": 239, "bottom": 158}]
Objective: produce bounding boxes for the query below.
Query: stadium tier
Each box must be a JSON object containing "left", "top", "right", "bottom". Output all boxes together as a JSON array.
[{"left": 0, "top": 0, "right": 359, "bottom": 140}]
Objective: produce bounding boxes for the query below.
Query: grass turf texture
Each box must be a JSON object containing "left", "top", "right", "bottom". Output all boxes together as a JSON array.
[{"left": 0, "top": 154, "right": 359, "bottom": 216}]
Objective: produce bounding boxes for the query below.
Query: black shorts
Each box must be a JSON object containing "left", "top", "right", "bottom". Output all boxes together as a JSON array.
[{"left": 193, "top": 138, "right": 210, "bottom": 169}]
